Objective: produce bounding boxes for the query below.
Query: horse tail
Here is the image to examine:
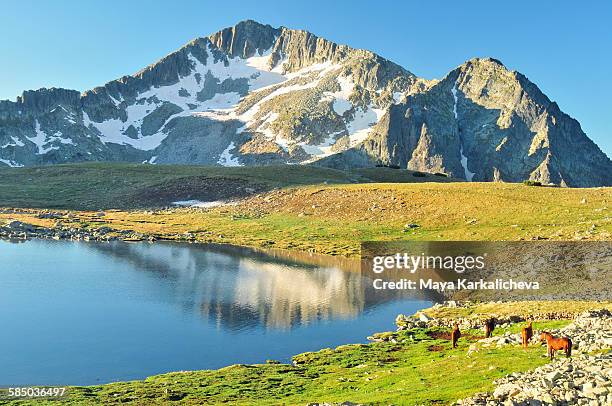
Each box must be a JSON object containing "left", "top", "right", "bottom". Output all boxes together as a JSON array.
[{"left": 567, "top": 338, "right": 572, "bottom": 357}]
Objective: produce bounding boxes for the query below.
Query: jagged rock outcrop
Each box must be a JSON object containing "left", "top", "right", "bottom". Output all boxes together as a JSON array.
[
  {"left": 0, "top": 20, "right": 610, "bottom": 187},
  {"left": 350, "top": 58, "right": 612, "bottom": 186}
]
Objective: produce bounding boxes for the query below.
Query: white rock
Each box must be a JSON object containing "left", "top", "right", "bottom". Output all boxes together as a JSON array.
[{"left": 418, "top": 312, "right": 431, "bottom": 322}]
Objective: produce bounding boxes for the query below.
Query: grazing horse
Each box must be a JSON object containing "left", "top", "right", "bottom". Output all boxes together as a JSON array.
[
  {"left": 540, "top": 332, "right": 572, "bottom": 360},
  {"left": 521, "top": 321, "right": 533, "bottom": 349},
  {"left": 451, "top": 324, "right": 461, "bottom": 348},
  {"left": 484, "top": 318, "right": 496, "bottom": 338}
]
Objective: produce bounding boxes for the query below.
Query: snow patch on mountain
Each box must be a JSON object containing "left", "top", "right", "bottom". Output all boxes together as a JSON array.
[
  {"left": 29, "top": 120, "right": 51, "bottom": 154},
  {"left": 108, "top": 94, "right": 123, "bottom": 107},
  {"left": 84, "top": 48, "right": 342, "bottom": 155},
  {"left": 460, "top": 146, "right": 475, "bottom": 181},
  {"left": 255, "top": 112, "right": 279, "bottom": 140},
  {"left": 218, "top": 141, "right": 242, "bottom": 166},
  {"left": 451, "top": 85, "right": 459, "bottom": 119},
  {"left": 172, "top": 200, "right": 233, "bottom": 208},
  {"left": 28, "top": 120, "right": 74, "bottom": 154},
  {"left": 0, "top": 158, "right": 23, "bottom": 167},
  {"left": 300, "top": 129, "right": 345, "bottom": 158},
  {"left": 321, "top": 74, "right": 354, "bottom": 116},
  {"left": 347, "top": 105, "right": 386, "bottom": 146},
  {"left": 201, "top": 47, "right": 286, "bottom": 92},
  {"left": 50, "top": 106, "right": 78, "bottom": 124},
  {"left": 1, "top": 137, "right": 25, "bottom": 148}
]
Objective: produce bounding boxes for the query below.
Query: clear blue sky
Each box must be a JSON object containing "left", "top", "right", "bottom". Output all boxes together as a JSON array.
[{"left": 1, "top": 0, "right": 610, "bottom": 156}]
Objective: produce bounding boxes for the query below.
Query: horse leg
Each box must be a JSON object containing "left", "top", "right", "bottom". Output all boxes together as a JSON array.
[{"left": 547, "top": 345, "right": 552, "bottom": 360}]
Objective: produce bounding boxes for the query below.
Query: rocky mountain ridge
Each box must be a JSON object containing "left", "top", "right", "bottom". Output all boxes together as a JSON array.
[{"left": 0, "top": 20, "right": 610, "bottom": 187}]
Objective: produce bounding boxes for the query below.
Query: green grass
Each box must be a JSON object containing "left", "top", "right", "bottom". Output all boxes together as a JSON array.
[
  {"left": 0, "top": 322, "right": 568, "bottom": 405},
  {"left": 0, "top": 163, "right": 456, "bottom": 210}
]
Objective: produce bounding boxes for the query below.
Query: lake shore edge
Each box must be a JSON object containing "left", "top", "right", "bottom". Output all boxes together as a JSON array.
[{"left": 1, "top": 300, "right": 609, "bottom": 404}]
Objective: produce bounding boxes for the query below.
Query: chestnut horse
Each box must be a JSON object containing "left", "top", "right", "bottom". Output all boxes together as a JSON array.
[
  {"left": 521, "top": 321, "right": 533, "bottom": 349},
  {"left": 484, "top": 318, "right": 495, "bottom": 338},
  {"left": 540, "top": 332, "right": 572, "bottom": 360},
  {"left": 451, "top": 324, "right": 461, "bottom": 348}
]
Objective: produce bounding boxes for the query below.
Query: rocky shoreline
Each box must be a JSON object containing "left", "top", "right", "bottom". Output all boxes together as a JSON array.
[
  {"left": 0, "top": 217, "right": 193, "bottom": 243},
  {"left": 394, "top": 301, "right": 597, "bottom": 331}
]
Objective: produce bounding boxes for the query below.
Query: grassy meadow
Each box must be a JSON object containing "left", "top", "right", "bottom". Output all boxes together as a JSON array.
[{"left": 0, "top": 163, "right": 609, "bottom": 256}]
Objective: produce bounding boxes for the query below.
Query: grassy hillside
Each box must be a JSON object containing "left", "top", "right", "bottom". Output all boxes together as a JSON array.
[
  {"left": 1, "top": 164, "right": 610, "bottom": 256},
  {"left": 0, "top": 163, "right": 456, "bottom": 210}
]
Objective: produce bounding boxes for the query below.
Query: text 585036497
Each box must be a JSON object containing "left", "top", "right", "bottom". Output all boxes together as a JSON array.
[{"left": 7, "top": 387, "right": 66, "bottom": 397}]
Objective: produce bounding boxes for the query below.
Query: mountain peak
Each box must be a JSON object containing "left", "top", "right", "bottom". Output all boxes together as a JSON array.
[
  {"left": 458, "top": 57, "right": 508, "bottom": 74},
  {"left": 232, "top": 19, "right": 272, "bottom": 30},
  {"left": 208, "top": 20, "right": 279, "bottom": 59},
  {"left": 0, "top": 20, "right": 609, "bottom": 186}
]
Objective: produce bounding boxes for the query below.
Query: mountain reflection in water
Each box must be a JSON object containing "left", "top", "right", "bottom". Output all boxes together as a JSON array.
[
  {"left": 88, "top": 242, "right": 430, "bottom": 331},
  {"left": 0, "top": 239, "right": 431, "bottom": 385}
]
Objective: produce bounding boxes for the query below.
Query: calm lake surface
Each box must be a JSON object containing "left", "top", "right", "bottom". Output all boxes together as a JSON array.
[{"left": 0, "top": 239, "right": 430, "bottom": 386}]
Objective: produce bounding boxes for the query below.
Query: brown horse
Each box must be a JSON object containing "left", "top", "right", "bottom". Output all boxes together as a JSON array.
[
  {"left": 540, "top": 332, "right": 572, "bottom": 360},
  {"left": 451, "top": 324, "right": 461, "bottom": 348},
  {"left": 484, "top": 318, "right": 496, "bottom": 338},
  {"left": 521, "top": 321, "right": 533, "bottom": 349}
]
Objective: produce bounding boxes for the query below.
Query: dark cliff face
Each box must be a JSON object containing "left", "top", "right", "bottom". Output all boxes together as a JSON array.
[
  {"left": 17, "top": 88, "right": 81, "bottom": 114},
  {"left": 0, "top": 22, "right": 609, "bottom": 187}
]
